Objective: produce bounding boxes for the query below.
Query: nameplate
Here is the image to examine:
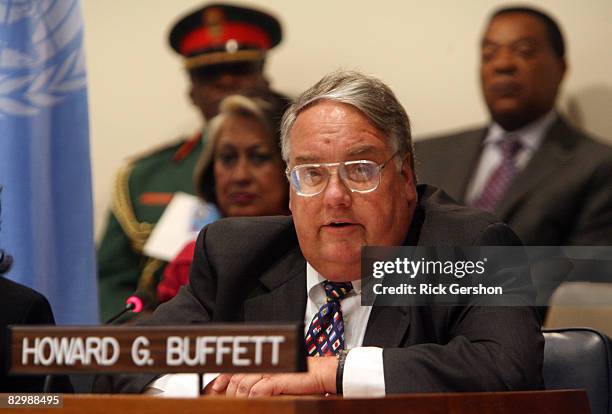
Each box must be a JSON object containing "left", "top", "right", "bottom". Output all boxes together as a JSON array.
[{"left": 8, "top": 324, "right": 306, "bottom": 374}]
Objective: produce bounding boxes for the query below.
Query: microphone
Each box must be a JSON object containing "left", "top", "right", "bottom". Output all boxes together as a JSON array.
[
  {"left": 0, "top": 249, "right": 13, "bottom": 274},
  {"left": 43, "top": 290, "right": 152, "bottom": 392},
  {"left": 104, "top": 290, "right": 152, "bottom": 324}
]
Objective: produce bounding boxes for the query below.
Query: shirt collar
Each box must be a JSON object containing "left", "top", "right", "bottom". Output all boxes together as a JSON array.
[
  {"left": 306, "top": 262, "right": 362, "bottom": 297},
  {"left": 484, "top": 110, "right": 557, "bottom": 150}
]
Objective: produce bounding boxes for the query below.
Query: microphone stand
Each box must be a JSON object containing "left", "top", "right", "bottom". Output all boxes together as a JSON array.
[
  {"left": 105, "top": 302, "right": 136, "bottom": 324},
  {"left": 42, "top": 295, "right": 145, "bottom": 392}
]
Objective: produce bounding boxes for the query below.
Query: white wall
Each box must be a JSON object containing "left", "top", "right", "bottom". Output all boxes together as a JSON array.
[{"left": 83, "top": 0, "right": 612, "bottom": 240}]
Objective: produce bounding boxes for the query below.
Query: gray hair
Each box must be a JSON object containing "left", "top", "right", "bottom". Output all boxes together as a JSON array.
[{"left": 280, "top": 70, "right": 413, "bottom": 170}]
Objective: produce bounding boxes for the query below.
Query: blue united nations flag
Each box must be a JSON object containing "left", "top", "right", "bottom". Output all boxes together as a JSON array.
[{"left": 0, "top": 0, "right": 98, "bottom": 324}]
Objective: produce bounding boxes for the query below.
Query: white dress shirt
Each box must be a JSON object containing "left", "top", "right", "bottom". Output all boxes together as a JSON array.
[
  {"left": 146, "top": 262, "right": 385, "bottom": 398},
  {"left": 304, "top": 262, "right": 384, "bottom": 398},
  {"left": 465, "top": 110, "right": 557, "bottom": 204}
]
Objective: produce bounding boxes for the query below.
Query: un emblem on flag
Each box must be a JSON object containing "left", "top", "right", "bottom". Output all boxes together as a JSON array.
[{"left": 0, "top": 0, "right": 86, "bottom": 116}]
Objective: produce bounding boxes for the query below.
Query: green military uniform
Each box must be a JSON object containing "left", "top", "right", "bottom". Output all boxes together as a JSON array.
[
  {"left": 98, "top": 133, "right": 204, "bottom": 321},
  {"left": 97, "top": 3, "right": 284, "bottom": 322}
]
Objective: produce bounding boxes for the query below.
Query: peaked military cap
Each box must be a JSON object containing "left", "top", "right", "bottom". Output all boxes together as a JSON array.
[{"left": 168, "top": 3, "right": 282, "bottom": 70}]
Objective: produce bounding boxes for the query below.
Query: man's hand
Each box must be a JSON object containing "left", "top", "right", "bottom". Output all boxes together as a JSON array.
[{"left": 205, "top": 356, "right": 338, "bottom": 398}]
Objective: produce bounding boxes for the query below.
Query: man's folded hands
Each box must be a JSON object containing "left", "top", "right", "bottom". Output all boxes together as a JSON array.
[{"left": 205, "top": 356, "right": 338, "bottom": 398}]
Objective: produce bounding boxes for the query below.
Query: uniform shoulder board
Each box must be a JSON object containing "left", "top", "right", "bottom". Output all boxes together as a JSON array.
[{"left": 125, "top": 136, "right": 189, "bottom": 164}]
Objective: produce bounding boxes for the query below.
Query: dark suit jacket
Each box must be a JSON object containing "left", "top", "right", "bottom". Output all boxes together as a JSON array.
[
  {"left": 414, "top": 117, "right": 612, "bottom": 245},
  {"left": 0, "top": 277, "right": 55, "bottom": 392},
  {"left": 95, "top": 185, "right": 543, "bottom": 394}
]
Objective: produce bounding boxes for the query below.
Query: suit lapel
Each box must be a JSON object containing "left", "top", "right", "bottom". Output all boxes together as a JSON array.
[
  {"left": 445, "top": 131, "right": 485, "bottom": 202},
  {"left": 242, "top": 248, "right": 413, "bottom": 347},
  {"left": 363, "top": 305, "right": 412, "bottom": 347},
  {"left": 243, "top": 247, "right": 307, "bottom": 323},
  {"left": 361, "top": 203, "right": 431, "bottom": 347},
  {"left": 495, "top": 118, "right": 575, "bottom": 219}
]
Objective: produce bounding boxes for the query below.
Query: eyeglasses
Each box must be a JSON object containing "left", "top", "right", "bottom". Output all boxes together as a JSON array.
[{"left": 286, "top": 152, "right": 399, "bottom": 197}]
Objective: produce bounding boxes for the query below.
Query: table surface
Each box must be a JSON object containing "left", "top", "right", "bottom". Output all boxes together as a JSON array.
[{"left": 2, "top": 389, "right": 590, "bottom": 414}]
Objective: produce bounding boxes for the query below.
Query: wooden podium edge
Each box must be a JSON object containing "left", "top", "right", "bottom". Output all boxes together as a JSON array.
[{"left": 7, "top": 389, "right": 589, "bottom": 414}]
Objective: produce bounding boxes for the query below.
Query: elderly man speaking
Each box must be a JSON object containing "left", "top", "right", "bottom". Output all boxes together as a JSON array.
[{"left": 97, "top": 71, "right": 542, "bottom": 397}]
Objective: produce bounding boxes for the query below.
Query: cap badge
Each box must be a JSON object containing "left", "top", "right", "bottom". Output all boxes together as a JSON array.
[{"left": 203, "top": 7, "right": 224, "bottom": 39}]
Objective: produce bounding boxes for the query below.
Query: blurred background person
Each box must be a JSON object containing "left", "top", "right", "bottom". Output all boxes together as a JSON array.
[
  {"left": 0, "top": 249, "right": 72, "bottom": 392},
  {"left": 0, "top": 272, "right": 55, "bottom": 392},
  {"left": 415, "top": 6, "right": 612, "bottom": 316},
  {"left": 97, "top": 3, "right": 288, "bottom": 321},
  {"left": 157, "top": 92, "right": 290, "bottom": 303},
  {"left": 416, "top": 6, "right": 612, "bottom": 246}
]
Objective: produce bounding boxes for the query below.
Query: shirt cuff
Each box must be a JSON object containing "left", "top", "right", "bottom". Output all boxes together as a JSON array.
[
  {"left": 144, "top": 373, "right": 219, "bottom": 397},
  {"left": 342, "top": 347, "right": 385, "bottom": 398}
]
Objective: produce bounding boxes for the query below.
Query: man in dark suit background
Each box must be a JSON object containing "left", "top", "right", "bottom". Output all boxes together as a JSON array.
[
  {"left": 96, "top": 70, "right": 543, "bottom": 397},
  {"left": 415, "top": 6, "right": 612, "bottom": 246}
]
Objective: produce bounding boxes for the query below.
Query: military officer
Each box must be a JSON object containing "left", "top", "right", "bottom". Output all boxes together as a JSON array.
[{"left": 97, "top": 3, "right": 287, "bottom": 322}]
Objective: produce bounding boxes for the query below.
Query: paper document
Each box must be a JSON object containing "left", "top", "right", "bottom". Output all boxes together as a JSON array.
[{"left": 143, "top": 192, "right": 221, "bottom": 261}]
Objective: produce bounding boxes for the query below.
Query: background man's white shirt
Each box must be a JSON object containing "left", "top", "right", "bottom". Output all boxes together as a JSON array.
[{"left": 465, "top": 110, "right": 557, "bottom": 204}]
